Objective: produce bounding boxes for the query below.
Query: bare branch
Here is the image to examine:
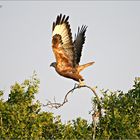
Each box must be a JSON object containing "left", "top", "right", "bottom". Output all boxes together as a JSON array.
[
  {"left": 43, "top": 84, "right": 101, "bottom": 110},
  {"left": 43, "top": 83, "right": 102, "bottom": 140}
]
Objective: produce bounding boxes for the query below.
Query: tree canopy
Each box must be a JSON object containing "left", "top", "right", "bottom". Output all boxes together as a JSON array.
[{"left": 0, "top": 74, "right": 139, "bottom": 139}]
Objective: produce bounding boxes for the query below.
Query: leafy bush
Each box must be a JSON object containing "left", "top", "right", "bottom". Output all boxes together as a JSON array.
[
  {"left": 0, "top": 74, "right": 92, "bottom": 139},
  {"left": 0, "top": 74, "right": 139, "bottom": 139},
  {"left": 94, "top": 78, "right": 140, "bottom": 139}
]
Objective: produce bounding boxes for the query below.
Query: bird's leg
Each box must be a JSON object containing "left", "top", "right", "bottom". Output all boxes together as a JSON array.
[{"left": 78, "top": 79, "right": 85, "bottom": 87}]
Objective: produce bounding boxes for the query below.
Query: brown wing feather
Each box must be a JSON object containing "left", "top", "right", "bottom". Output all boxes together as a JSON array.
[{"left": 52, "top": 14, "right": 74, "bottom": 69}]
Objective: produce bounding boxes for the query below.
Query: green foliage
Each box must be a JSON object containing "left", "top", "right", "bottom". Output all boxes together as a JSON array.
[
  {"left": 93, "top": 78, "right": 140, "bottom": 139},
  {"left": 60, "top": 118, "right": 92, "bottom": 139},
  {"left": 0, "top": 74, "right": 140, "bottom": 139},
  {"left": 0, "top": 74, "right": 92, "bottom": 139}
]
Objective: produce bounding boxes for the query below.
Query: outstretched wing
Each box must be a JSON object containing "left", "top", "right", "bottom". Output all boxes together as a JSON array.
[
  {"left": 73, "top": 25, "right": 87, "bottom": 66},
  {"left": 52, "top": 14, "right": 74, "bottom": 68}
]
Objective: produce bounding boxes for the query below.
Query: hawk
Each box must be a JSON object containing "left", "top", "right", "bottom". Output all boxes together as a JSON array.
[{"left": 50, "top": 14, "right": 94, "bottom": 84}]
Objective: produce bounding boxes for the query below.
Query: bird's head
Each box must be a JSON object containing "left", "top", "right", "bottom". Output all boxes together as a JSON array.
[{"left": 50, "top": 62, "right": 56, "bottom": 68}]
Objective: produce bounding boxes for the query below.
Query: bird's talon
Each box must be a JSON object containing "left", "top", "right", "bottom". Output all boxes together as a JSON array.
[{"left": 78, "top": 80, "right": 85, "bottom": 87}]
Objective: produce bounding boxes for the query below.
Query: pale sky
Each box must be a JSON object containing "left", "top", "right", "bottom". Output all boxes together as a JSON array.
[{"left": 0, "top": 1, "right": 140, "bottom": 122}]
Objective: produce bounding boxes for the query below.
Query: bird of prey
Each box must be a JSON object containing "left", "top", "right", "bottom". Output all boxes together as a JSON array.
[{"left": 50, "top": 14, "right": 94, "bottom": 84}]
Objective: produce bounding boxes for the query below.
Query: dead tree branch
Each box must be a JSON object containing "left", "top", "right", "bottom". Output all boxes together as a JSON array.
[
  {"left": 43, "top": 84, "right": 101, "bottom": 110},
  {"left": 43, "top": 84, "right": 102, "bottom": 140}
]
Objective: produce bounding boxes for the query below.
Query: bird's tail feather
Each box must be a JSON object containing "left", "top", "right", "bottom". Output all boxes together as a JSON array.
[{"left": 78, "top": 61, "right": 95, "bottom": 72}]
